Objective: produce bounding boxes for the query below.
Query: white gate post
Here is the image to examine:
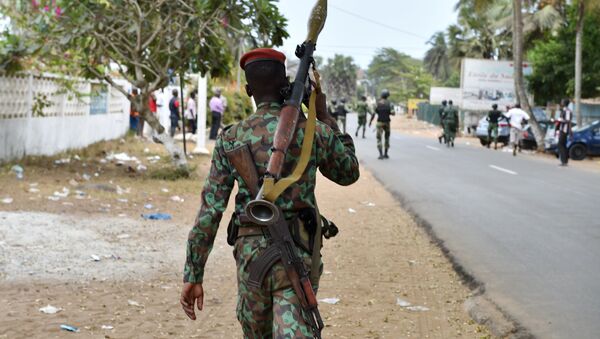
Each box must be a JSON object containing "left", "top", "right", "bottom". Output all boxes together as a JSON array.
[{"left": 193, "top": 73, "right": 209, "bottom": 154}]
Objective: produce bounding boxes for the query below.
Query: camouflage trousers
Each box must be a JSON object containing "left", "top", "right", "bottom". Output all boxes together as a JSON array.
[
  {"left": 376, "top": 122, "right": 390, "bottom": 151},
  {"left": 356, "top": 115, "right": 367, "bottom": 137},
  {"left": 234, "top": 234, "right": 321, "bottom": 338}
]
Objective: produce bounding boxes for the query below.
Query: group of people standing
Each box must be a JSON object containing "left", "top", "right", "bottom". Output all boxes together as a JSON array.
[
  {"left": 128, "top": 87, "right": 227, "bottom": 141},
  {"left": 485, "top": 99, "right": 573, "bottom": 165}
]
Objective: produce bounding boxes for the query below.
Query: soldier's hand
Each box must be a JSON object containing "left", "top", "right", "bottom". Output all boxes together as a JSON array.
[{"left": 181, "top": 282, "right": 204, "bottom": 320}]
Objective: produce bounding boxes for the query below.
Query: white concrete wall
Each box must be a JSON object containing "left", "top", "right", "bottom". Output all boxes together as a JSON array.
[{"left": 0, "top": 73, "right": 130, "bottom": 162}]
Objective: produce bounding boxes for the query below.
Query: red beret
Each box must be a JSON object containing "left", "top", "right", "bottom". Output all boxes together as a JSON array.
[{"left": 240, "top": 48, "right": 286, "bottom": 70}]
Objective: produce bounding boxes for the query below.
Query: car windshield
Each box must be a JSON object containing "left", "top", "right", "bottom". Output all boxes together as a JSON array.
[{"left": 572, "top": 120, "right": 599, "bottom": 132}]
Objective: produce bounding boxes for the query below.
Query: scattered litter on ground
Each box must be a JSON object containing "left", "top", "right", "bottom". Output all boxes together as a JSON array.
[
  {"left": 117, "top": 234, "right": 130, "bottom": 239},
  {"left": 348, "top": 208, "right": 356, "bottom": 213},
  {"left": 53, "top": 187, "right": 70, "bottom": 198},
  {"left": 68, "top": 179, "right": 79, "bottom": 187},
  {"left": 408, "top": 260, "right": 417, "bottom": 265},
  {"left": 143, "top": 148, "right": 150, "bottom": 153},
  {"left": 117, "top": 198, "right": 128, "bottom": 203},
  {"left": 1, "top": 197, "right": 13, "bottom": 204},
  {"left": 319, "top": 298, "right": 340, "bottom": 305},
  {"left": 136, "top": 164, "right": 148, "bottom": 172},
  {"left": 11, "top": 165, "right": 24, "bottom": 180},
  {"left": 82, "top": 173, "right": 91, "bottom": 181},
  {"left": 396, "top": 298, "right": 411, "bottom": 307},
  {"left": 146, "top": 155, "right": 161, "bottom": 163},
  {"left": 107, "top": 152, "right": 139, "bottom": 163},
  {"left": 142, "top": 213, "right": 172, "bottom": 220},
  {"left": 29, "top": 182, "right": 38, "bottom": 187},
  {"left": 39, "top": 305, "right": 62, "bottom": 314},
  {"left": 73, "top": 155, "right": 81, "bottom": 161},
  {"left": 144, "top": 204, "right": 153, "bottom": 210},
  {"left": 47, "top": 196, "right": 60, "bottom": 201},
  {"left": 54, "top": 158, "right": 71, "bottom": 165},
  {"left": 28, "top": 187, "right": 40, "bottom": 193},
  {"left": 101, "top": 325, "right": 114, "bottom": 330},
  {"left": 62, "top": 202, "right": 74, "bottom": 206},
  {"left": 116, "top": 185, "right": 130, "bottom": 195},
  {"left": 161, "top": 188, "right": 169, "bottom": 193},
  {"left": 127, "top": 300, "right": 143, "bottom": 308},
  {"left": 405, "top": 305, "right": 430, "bottom": 312},
  {"left": 90, "top": 254, "right": 101, "bottom": 262},
  {"left": 94, "top": 172, "right": 99, "bottom": 177},
  {"left": 170, "top": 195, "right": 184, "bottom": 203},
  {"left": 99, "top": 158, "right": 108, "bottom": 164},
  {"left": 60, "top": 324, "right": 79, "bottom": 333},
  {"left": 361, "top": 201, "right": 376, "bottom": 207},
  {"left": 79, "top": 183, "right": 115, "bottom": 192},
  {"left": 118, "top": 213, "right": 127, "bottom": 217}
]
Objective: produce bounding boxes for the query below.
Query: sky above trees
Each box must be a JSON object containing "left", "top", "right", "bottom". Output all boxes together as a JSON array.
[{"left": 278, "top": 0, "right": 456, "bottom": 68}]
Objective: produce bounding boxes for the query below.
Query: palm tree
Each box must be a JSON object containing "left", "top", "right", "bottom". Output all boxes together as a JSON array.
[
  {"left": 424, "top": 32, "right": 450, "bottom": 81},
  {"left": 573, "top": 0, "right": 600, "bottom": 126}
]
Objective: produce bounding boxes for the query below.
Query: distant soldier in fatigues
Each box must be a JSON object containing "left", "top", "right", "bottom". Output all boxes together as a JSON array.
[
  {"left": 438, "top": 100, "right": 447, "bottom": 144},
  {"left": 442, "top": 100, "right": 459, "bottom": 147},
  {"left": 369, "top": 89, "right": 394, "bottom": 159},
  {"left": 355, "top": 95, "right": 371, "bottom": 138},
  {"left": 336, "top": 98, "right": 349, "bottom": 134},
  {"left": 486, "top": 103, "right": 504, "bottom": 150}
]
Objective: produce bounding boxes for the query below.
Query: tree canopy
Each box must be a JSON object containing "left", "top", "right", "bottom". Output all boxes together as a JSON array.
[
  {"left": 527, "top": 5, "right": 600, "bottom": 104},
  {"left": 321, "top": 54, "right": 358, "bottom": 102}
]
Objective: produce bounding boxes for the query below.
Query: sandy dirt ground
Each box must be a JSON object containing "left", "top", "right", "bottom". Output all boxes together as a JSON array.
[{"left": 0, "top": 136, "right": 489, "bottom": 338}]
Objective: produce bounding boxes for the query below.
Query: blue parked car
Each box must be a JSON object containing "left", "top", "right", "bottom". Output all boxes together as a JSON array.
[{"left": 544, "top": 120, "right": 600, "bottom": 160}]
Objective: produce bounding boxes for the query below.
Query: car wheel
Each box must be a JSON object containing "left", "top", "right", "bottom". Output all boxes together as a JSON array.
[
  {"left": 569, "top": 144, "right": 587, "bottom": 161},
  {"left": 479, "top": 138, "right": 489, "bottom": 146}
]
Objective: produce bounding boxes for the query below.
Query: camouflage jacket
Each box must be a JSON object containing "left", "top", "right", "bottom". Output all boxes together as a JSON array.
[
  {"left": 184, "top": 101, "right": 360, "bottom": 283},
  {"left": 355, "top": 101, "right": 371, "bottom": 118}
]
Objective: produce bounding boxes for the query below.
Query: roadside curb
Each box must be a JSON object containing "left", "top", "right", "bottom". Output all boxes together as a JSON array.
[{"left": 364, "top": 163, "right": 533, "bottom": 339}]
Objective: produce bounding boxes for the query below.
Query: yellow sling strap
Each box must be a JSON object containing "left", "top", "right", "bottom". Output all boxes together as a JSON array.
[{"left": 263, "top": 89, "right": 318, "bottom": 202}]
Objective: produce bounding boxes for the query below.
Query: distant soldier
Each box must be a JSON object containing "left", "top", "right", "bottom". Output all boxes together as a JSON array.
[
  {"left": 355, "top": 95, "right": 371, "bottom": 138},
  {"left": 336, "top": 98, "right": 349, "bottom": 134},
  {"left": 438, "top": 100, "right": 447, "bottom": 144},
  {"left": 486, "top": 103, "right": 505, "bottom": 150},
  {"left": 442, "top": 100, "right": 459, "bottom": 147},
  {"left": 369, "top": 89, "right": 394, "bottom": 159}
]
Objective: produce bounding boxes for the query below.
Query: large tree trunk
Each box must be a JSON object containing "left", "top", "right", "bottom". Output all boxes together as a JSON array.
[
  {"left": 575, "top": 1, "right": 584, "bottom": 126},
  {"left": 137, "top": 92, "right": 188, "bottom": 170},
  {"left": 513, "top": 0, "right": 545, "bottom": 151}
]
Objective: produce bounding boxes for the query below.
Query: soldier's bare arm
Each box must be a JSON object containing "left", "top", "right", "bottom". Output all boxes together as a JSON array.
[{"left": 181, "top": 137, "right": 234, "bottom": 317}]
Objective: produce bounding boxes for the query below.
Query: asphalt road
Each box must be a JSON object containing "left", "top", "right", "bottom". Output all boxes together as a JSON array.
[{"left": 346, "top": 114, "right": 600, "bottom": 339}]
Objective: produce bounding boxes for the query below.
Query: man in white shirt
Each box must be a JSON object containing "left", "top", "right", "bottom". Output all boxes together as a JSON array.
[
  {"left": 504, "top": 104, "right": 530, "bottom": 156},
  {"left": 185, "top": 91, "right": 197, "bottom": 134},
  {"left": 557, "top": 99, "right": 573, "bottom": 166}
]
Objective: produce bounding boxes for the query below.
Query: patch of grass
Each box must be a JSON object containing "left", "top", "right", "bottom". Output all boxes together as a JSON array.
[{"left": 149, "top": 165, "right": 196, "bottom": 181}]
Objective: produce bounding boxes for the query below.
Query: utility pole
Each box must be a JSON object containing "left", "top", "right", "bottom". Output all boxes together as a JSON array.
[{"left": 179, "top": 71, "right": 187, "bottom": 155}]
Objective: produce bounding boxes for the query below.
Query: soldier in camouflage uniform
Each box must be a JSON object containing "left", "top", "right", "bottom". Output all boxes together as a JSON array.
[
  {"left": 180, "top": 48, "right": 360, "bottom": 338},
  {"left": 369, "top": 89, "right": 394, "bottom": 160},
  {"left": 355, "top": 95, "right": 371, "bottom": 139},
  {"left": 442, "top": 100, "right": 459, "bottom": 148}
]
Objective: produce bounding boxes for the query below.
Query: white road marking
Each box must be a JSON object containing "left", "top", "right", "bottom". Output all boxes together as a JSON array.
[
  {"left": 489, "top": 165, "right": 518, "bottom": 175},
  {"left": 426, "top": 146, "right": 441, "bottom": 151}
]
